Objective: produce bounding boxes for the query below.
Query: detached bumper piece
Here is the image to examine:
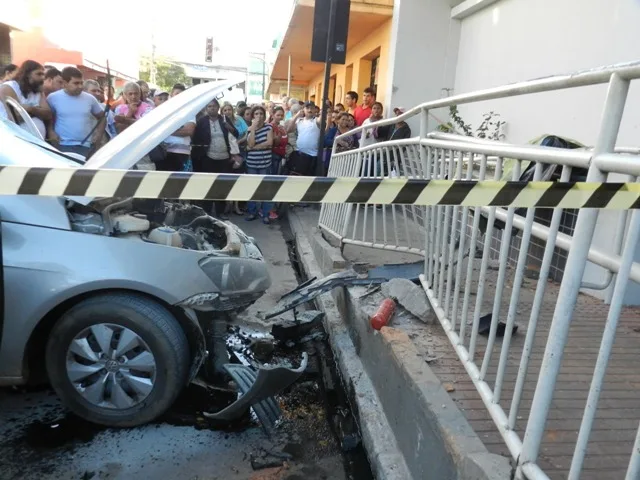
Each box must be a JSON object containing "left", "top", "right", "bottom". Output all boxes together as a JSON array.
[
  {"left": 266, "top": 270, "right": 387, "bottom": 319},
  {"left": 203, "top": 353, "right": 308, "bottom": 433}
]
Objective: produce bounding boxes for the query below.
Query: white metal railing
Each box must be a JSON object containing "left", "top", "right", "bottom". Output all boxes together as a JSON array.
[{"left": 319, "top": 61, "right": 640, "bottom": 480}]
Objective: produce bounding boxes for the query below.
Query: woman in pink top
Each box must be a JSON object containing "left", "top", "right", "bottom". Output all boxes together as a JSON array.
[{"left": 114, "top": 82, "right": 153, "bottom": 133}]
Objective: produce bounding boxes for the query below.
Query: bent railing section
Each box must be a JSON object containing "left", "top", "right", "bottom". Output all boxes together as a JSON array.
[{"left": 319, "top": 61, "right": 640, "bottom": 480}]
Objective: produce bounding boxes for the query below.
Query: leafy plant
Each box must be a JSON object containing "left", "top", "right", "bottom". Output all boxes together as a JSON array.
[
  {"left": 139, "top": 56, "right": 189, "bottom": 91},
  {"left": 436, "top": 106, "right": 505, "bottom": 141}
]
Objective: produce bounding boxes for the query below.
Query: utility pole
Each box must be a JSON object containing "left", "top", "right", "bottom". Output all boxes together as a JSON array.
[
  {"left": 262, "top": 55, "right": 266, "bottom": 100},
  {"left": 316, "top": 0, "right": 338, "bottom": 174},
  {"left": 287, "top": 54, "right": 292, "bottom": 97},
  {"left": 150, "top": 24, "right": 157, "bottom": 85}
]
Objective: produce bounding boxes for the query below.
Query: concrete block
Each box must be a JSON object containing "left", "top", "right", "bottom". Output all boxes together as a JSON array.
[
  {"left": 346, "top": 287, "right": 512, "bottom": 480},
  {"left": 310, "top": 232, "right": 346, "bottom": 276},
  {"left": 381, "top": 278, "right": 432, "bottom": 322},
  {"left": 460, "top": 452, "right": 513, "bottom": 480},
  {"left": 318, "top": 227, "right": 342, "bottom": 248}
]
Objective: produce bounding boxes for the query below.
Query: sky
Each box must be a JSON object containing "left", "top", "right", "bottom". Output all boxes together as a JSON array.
[{"left": 21, "top": 0, "right": 294, "bottom": 72}]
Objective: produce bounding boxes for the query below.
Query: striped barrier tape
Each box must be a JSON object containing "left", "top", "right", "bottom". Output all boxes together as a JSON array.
[{"left": 0, "top": 166, "right": 639, "bottom": 209}]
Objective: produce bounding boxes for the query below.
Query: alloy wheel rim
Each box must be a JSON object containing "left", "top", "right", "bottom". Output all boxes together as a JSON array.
[{"left": 65, "top": 323, "right": 157, "bottom": 409}]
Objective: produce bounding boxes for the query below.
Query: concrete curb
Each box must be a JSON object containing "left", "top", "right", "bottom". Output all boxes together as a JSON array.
[
  {"left": 288, "top": 211, "right": 411, "bottom": 480},
  {"left": 287, "top": 210, "right": 512, "bottom": 480}
]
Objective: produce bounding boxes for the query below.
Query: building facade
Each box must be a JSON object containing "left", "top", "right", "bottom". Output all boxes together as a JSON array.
[
  {"left": 268, "top": 0, "right": 393, "bottom": 106},
  {"left": 270, "top": 0, "right": 640, "bottom": 303}
]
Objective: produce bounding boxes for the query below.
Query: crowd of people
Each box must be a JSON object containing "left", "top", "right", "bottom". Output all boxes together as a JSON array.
[{"left": 0, "top": 60, "right": 411, "bottom": 224}]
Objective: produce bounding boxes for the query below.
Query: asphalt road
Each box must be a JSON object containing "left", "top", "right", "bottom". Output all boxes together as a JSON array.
[{"left": 0, "top": 219, "right": 367, "bottom": 480}]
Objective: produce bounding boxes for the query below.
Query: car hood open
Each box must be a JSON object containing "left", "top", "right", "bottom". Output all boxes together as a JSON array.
[
  {"left": 85, "top": 76, "right": 244, "bottom": 170},
  {"left": 0, "top": 76, "right": 243, "bottom": 205}
]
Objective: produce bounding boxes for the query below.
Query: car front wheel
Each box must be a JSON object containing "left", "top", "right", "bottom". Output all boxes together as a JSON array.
[{"left": 46, "top": 293, "right": 190, "bottom": 427}]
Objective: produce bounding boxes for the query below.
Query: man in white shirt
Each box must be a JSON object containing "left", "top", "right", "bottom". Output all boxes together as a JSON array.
[
  {"left": 47, "top": 67, "right": 105, "bottom": 157},
  {"left": 285, "top": 101, "right": 322, "bottom": 176},
  {"left": 0, "top": 60, "right": 52, "bottom": 139},
  {"left": 158, "top": 83, "right": 195, "bottom": 171}
]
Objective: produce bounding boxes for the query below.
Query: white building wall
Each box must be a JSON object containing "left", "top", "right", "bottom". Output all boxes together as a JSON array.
[
  {"left": 386, "top": 0, "right": 640, "bottom": 304},
  {"left": 451, "top": 0, "right": 640, "bottom": 304},
  {"left": 453, "top": 0, "right": 640, "bottom": 146},
  {"left": 386, "top": 0, "right": 460, "bottom": 133}
]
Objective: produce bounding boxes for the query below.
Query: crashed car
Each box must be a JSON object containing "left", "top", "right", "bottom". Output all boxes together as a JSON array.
[{"left": 0, "top": 79, "right": 272, "bottom": 427}]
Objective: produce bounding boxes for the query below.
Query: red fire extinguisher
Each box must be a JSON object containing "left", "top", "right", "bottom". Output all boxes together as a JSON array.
[{"left": 370, "top": 297, "right": 397, "bottom": 330}]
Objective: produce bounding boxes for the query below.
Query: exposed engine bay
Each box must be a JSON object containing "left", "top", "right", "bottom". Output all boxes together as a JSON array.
[{"left": 67, "top": 198, "right": 254, "bottom": 256}]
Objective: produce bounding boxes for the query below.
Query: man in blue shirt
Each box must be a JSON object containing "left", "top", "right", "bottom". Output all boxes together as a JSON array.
[{"left": 47, "top": 67, "right": 104, "bottom": 157}]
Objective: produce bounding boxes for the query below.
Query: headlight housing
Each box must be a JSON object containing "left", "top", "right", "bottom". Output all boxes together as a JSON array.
[
  {"left": 178, "top": 293, "right": 220, "bottom": 310},
  {"left": 197, "top": 257, "right": 271, "bottom": 296},
  {"left": 178, "top": 291, "right": 264, "bottom": 312}
]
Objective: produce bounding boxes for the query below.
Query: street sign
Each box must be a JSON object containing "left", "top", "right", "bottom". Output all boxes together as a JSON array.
[{"left": 205, "top": 37, "right": 213, "bottom": 63}]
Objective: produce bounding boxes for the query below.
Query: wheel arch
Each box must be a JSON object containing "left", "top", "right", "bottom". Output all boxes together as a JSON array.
[{"left": 24, "top": 288, "right": 206, "bottom": 385}]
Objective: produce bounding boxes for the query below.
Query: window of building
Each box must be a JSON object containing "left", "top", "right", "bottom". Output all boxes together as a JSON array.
[{"left": 370, "top": 56, "right": 379, "bottom": 92}]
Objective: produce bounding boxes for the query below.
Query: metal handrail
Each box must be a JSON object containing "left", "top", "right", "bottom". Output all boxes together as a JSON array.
[
  {"left": 335, "top": 60, "right": 640, "bottom": 141},
  {"left": 321, "top": 62, "right": 640, "bottom": 480}
]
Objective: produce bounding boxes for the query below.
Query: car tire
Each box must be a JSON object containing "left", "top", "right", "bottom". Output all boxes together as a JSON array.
[{"left": 46, "top": 292, "right": 190, "bottom": 427}]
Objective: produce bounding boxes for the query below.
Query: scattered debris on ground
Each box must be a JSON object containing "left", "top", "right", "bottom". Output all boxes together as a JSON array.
[
  {"left": 381, "top": 278, "right": 432, "bottom": 322},
  {"left": 478, "top": 312, "right": 519, "bottom": 337}
]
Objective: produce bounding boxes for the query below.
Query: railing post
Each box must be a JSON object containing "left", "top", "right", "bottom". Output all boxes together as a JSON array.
[
  {"left": 420, "top": 108, "right": 430, "bottom": 277},
  {"left": 341, "top": 150, "right": 363, "bottom": 239},
  {"left": 516, "top": 72, "right": 630, "bottom": 478},
  {"left": 420, "top": 108, "right": 429, "bottom": 169},
  {"left": 626, "top": 422, "right": 640, "bottom": 480}
]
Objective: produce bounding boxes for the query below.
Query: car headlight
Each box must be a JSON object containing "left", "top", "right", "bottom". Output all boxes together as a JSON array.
[
  {"left": 177, "top": 291, "right": 263, "bottom": 312},
  {"left": 178, "top": 293, "right": 219, "bottom": 310},
  {"left": 197, "top": 258, "right": 271, "bottom": 295}
]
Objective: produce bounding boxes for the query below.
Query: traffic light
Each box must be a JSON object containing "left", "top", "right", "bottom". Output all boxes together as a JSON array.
[{"left": 205, "top": 37, "right": 213, "bottom": 63}]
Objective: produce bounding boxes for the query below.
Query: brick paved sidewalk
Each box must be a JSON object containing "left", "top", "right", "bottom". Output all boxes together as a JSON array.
[{"left": 418, "top": 260, "right": 640, "bottom": 480}]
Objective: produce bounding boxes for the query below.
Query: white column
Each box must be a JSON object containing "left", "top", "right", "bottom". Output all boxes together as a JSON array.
[{"left": 385, "top": 0, "right": 461, "bottom": 131}]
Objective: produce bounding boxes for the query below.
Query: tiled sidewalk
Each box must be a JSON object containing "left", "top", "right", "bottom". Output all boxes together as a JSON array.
[{"left": 422, "top": 262, "right": 640, "bottom": 480}]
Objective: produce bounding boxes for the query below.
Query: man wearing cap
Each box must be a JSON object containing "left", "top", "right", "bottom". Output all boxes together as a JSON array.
[
  {"left": 377, "top": 106, "right": 412, "bottom": 142},
  {"left": 285, "top": 101, "right": 322, "bottom": 176},
  {"left": 153, "top": 90, "right": 169, "bottom": 107},
  {"left": 388, "top": 107, "right": 411, "bottom": 140}
]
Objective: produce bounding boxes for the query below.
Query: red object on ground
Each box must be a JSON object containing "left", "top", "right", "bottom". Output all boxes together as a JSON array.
[{"left": 370, "top": 298, "right": 397, "bottom": 330}]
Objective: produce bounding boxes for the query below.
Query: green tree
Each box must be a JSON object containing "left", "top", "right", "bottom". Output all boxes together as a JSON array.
[{"left": 139, "top": 56, "right": 189, "bottom": 91}]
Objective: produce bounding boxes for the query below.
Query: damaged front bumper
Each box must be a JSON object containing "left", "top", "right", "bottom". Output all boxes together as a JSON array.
[{"left": 204, "top": 354, "right": 308, "bottom": 432}]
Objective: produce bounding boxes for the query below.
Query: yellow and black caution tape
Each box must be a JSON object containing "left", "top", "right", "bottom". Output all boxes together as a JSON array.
[{"left": 0, "top": 166, "right": 639, "bottom": 209}]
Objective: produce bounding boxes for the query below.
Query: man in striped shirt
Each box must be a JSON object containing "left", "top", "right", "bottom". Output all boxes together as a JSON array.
[{"left": 246, "top": 105, "right": 274, "bottom": 223}]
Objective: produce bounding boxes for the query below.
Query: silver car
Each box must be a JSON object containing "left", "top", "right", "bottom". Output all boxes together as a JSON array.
[{"left": 0, "top": 79, "right": 271, "bottom": 427}]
